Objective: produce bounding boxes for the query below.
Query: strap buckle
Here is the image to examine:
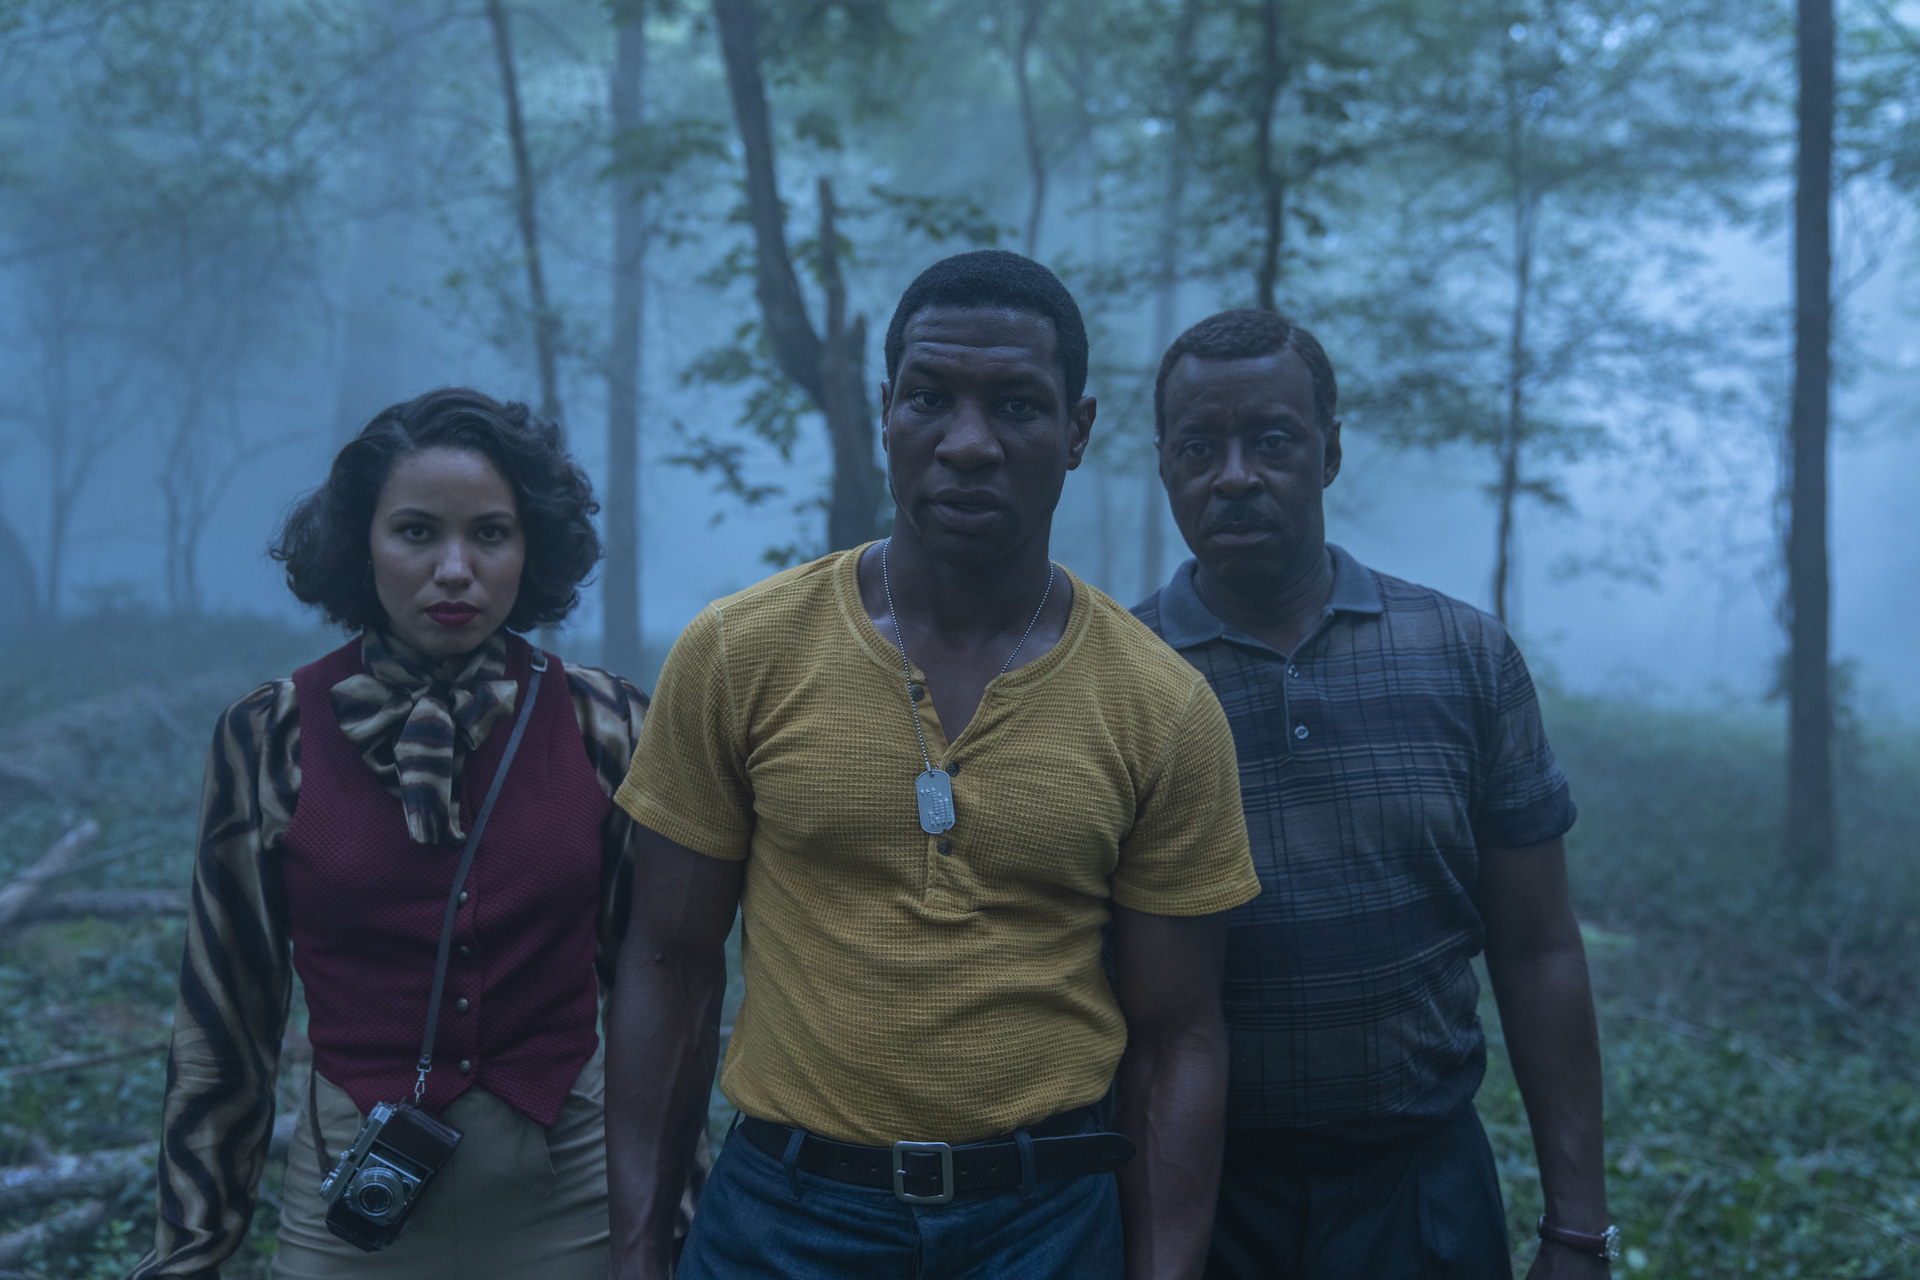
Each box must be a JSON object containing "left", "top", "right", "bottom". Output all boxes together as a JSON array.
[{"left": 891, "top": 1140, "right": 954, "bottom": 1205}]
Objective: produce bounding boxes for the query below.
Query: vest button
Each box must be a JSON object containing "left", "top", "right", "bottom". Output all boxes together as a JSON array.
[
  {"left": 456, "top": 998, "right": 470, "bottom": 1013},
  {"left": 457, "top": 891, "right": 469, "bottom": 906},
  {"left": 458, "top": 1059, "right": 472, "bottom": 1075}
]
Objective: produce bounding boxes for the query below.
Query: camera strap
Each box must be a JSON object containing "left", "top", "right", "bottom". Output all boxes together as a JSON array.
[{"left": 311, "top": 647, "right": 549, "bottom": 1175}]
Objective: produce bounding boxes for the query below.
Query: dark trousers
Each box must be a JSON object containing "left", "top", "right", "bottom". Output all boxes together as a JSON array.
[
  {"left": 678, "top": 1118, "right": 1123, "bottom": 1280},
  {"left": 1206, "top": 1102, "right": 1512, "bottom": 1280}
]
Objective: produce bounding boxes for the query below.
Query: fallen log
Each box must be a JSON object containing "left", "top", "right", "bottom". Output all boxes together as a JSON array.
[
  {"left": 0, "top": 1146, "right": 148, "bottom": 1216},
  {"left": 7, "top": 888, "right": 187, "bottom": 926},
  {"left": 0, "top": 1198, "right": 108, "bottom": 1270},
  {"left": 0, "top": 1043, "right": 168, "bottom": 1083},
  {"left": 0, "top": 821, "right": 100, "bottom": 930},
  {"left": 0, "top": 1117, "right": 297, "bottom": 1217}
]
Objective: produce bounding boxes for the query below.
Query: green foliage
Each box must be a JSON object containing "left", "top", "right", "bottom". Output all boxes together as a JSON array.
[
  {"left": 1475, "top": 694, "right": 1920, "bottom": 1275},
  {"left": 0, "top": 610, "right": 327, "bottom": 1277}
]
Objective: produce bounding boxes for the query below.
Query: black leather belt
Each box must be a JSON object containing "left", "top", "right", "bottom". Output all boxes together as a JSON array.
[{"left": 739, "top": 1109, "right": 1136, "bottom": 1205}]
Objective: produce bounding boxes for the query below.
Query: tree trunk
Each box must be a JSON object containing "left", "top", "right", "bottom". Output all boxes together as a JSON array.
[
  {"left": 1785, "top": 0, "right": 1835, "bottom": 873},
  {"left": 603, "top": 2, "right": 647, "bottom": 679},
  {"left": 0, "top": 507, "right": 36, "bottom": 638},
  {"left": 815, "top": 178, "right": 883, "bottom": 551},
  {"left": 1253, "top": 0, "right": 1288, "bottom": 312},
  {"left": 1014, "top": 0, "right": 1048, "bottom": 257},
  {"left": 1492, "top": 199, "right": 1533, "bottom": 626},
  {"left": 486, "top": 0, "right": 564, "bottom": 425},
  {"left": 1144, "top": 0, "right": 1200, "bottom": 599},
  {"left": 711, "top": 0, "right": 882, "bottom": 551},
  {"left": 333, "top": 0, "right": 431, "bottom": 441}
]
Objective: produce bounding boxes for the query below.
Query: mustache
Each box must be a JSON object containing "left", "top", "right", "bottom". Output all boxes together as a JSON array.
[{"left": 1201, "top": 500, "right": 1279, "bottom": 534}]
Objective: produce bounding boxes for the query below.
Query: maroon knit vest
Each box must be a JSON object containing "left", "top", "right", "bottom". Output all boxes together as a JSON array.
[{"left": 285, "top": 632, "right": 608, "bottom": 1126}]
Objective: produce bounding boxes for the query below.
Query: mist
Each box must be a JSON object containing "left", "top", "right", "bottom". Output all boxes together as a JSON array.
[{"left": 3, "top": 0, "right": 1919, "bottom": 1274}]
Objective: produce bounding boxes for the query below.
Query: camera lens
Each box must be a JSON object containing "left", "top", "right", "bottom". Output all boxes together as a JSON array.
[{"left": 346, "top": 1166, "right": 410, "bottom": 1223}]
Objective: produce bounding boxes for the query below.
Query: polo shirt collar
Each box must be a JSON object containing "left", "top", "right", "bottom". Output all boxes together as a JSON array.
[{"left": 1157, "top": 542, "right": 1382, "bottom": 651}]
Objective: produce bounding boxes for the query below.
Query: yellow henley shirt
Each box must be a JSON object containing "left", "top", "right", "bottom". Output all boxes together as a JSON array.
[{"left": 615, "top": 546, "right": 1258, "bottom": 1146}]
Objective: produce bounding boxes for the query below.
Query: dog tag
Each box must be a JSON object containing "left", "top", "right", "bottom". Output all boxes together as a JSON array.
[{"left": 915, "top": 769, "right": 956, "bottom": 834}]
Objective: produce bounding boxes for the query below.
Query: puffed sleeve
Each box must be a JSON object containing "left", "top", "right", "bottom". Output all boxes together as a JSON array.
[{"left": 130, "top": 681, "right": 298, "bottom": 1280}]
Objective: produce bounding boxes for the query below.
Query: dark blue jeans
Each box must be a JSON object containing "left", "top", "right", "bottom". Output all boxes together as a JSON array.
[
  {"left": 1206, "top": 1101, "right": 1512, "bottom": 1280},
  {"left": 678, "top": 1119, "right": 1124, "bottom": 1279}
]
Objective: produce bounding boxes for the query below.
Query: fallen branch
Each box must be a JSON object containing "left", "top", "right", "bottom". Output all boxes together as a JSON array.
[
  {"left": 0, "top": 821, "right": 100, "bottom": 930},
  {"left": 0, "top": 761, "right": 65, "bottom": 805},
  {"left": 0, "top": 1198, "right": 108, "bottom": 1270},
  {"left": 0, "top": 1116, "right": 297, "bottom": 1218},
  {"left": 0, "top": 1145, "right": 148, "bottom": 1216},
  {"left": 0, "top": 1043, "right": 168, "bottom": 1082},
  {"left": 7, "top": 888, "right": 187, "bottom": 926}
]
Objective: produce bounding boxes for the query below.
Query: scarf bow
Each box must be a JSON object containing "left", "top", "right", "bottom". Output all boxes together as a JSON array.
[{"left": 331, "top": 630, "right": 519, "bottom": 845}]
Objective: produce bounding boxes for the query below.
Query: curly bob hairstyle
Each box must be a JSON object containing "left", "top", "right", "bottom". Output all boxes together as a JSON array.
[{"left": 272, "top": 388, "right": 600, "bottom": 633}]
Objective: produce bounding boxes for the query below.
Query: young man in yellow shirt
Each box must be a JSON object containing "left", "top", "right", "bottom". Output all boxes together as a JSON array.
[{"left": 605, "top": 250, "right": 1260, "bottom": 1280}]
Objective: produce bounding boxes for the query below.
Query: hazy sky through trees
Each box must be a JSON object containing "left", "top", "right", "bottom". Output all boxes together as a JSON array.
[{"left": 1, "top": 0, "right": 1916, "bottom": 712}]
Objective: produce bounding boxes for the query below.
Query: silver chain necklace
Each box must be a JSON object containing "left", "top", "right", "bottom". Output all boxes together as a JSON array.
[{"left": 880, "top": 537, "right": 1055, "bottom": 834}]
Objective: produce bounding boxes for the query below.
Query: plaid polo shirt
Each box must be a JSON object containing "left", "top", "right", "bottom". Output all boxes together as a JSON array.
[{"left": 1134, "top": 544, "right": 1576, "bottom": 1147}]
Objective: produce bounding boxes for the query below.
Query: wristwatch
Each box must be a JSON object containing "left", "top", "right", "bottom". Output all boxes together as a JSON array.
[{"left": 1537, "top": 1216, "right": 1623, "bottom": 1263}]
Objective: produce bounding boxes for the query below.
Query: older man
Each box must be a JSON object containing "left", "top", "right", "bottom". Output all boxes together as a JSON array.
[{"left": 1133, "top": 310, "right": 1615, "bottom": 1280}]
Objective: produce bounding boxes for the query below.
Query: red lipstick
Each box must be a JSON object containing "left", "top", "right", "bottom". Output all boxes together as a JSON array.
[{"left": 425, "top": 602, "right": 481, "bottom": 627}]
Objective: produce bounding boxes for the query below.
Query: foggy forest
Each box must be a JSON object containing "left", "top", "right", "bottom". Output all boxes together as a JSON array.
[{"left": 0, "top": 0, "right": 1917, "bottom": 1274}]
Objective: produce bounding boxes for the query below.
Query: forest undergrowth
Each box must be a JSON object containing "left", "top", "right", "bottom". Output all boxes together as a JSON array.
[{"left": 0, "top": 612, "right": 1915, "bottom": 1277}]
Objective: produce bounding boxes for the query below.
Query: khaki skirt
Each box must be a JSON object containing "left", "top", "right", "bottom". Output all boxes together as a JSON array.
[{"left": 273, "top": 1047, "right": 609, "bottom": 1280}]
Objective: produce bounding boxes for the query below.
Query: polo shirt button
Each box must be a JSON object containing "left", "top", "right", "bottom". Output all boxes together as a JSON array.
[
  {"left": 1294, "top": 724, "right": 1309, "bottom": 740},
  {"left": 456, "top": 998, "right": 470, "bottom": 1013},
  {"left": 937, "top": 840, "right": 953, "bottom": 855},
  {"left": 457, "top": 891, "right": 469, "bottom": 906},
  {"left": 458, "top": 1059, "right": 472, "bottom": 1075}
]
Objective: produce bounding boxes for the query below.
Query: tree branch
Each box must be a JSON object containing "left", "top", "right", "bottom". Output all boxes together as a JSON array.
[
  {"left": 711, "top": 0, "right": 825, "bottom": 405},
  {"left": 0, "top": 820, "right": 99, "bottom": 931}
]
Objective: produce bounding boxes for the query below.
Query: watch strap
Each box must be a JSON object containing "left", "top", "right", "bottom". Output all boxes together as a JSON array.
[{"left": 1537, "top": 1216, "right": 1621, "bottom": 1262}]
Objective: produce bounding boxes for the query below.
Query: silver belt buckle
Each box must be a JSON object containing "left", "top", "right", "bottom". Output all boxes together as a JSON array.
[{"left": 891, "top": 1139, "right": 954, "bottom": 1205}]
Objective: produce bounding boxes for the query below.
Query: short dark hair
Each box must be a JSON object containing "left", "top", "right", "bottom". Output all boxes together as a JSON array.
[
  {"left": 272, "top": 388, "right": 600, "bottom": 633},
  {"left": 1153, "top": 309, "right": 1339, "bottom": 441},
  {"left": 883, "top": 250, "right": 1090, "bottom": 405}
]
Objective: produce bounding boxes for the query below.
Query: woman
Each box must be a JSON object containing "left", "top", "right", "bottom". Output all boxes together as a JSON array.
[{"left": 131, "top": 389, "right": 658, "bottom": 1279}]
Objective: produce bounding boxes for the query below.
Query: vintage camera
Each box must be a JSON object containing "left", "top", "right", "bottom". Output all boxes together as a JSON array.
[{"left": 316, "top": 1101, "right": 462, "bottom": 1251}]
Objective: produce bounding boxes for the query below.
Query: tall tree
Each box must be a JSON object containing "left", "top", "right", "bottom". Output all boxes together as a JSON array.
[
  {"left": 603, "top": 0, "right": 648, "bottom": 678},
  {"left": 710, "top": 0, "right": 884, "bottom": 552},
  {"left": 1144, "top": 0, "right": 1202, "bottom": 597},
  {"left": 486, "top": 0, "right": 564, "bottom": 426},
  {"left": 1785, "top": 0, "right": 1836, "bottom": 872},
  {"left": 1252, "top": 0, "right": 1288, "bottom": 310},
  {"left": 4, "top": 251, "right": 132, "bottom": 616},
  {"left": 1338, "top": 0, "right": 1767, "bottom": 624}
]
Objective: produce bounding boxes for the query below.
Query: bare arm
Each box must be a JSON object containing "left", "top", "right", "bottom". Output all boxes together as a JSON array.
[
  {"left": 1478, "top": 836, "right": 1610, "bottom": 1280},
  {"left": 606, "top": 824, "right": 744, "bottom": 1280},
  {"left": 1111, "top": 904, "right": 1232, "bottom": 1280}
]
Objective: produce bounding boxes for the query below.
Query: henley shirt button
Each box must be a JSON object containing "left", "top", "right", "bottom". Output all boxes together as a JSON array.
[
  {"left": 455, "top": 998, "right": 470, "bottom": 1013},
  {"left": 910, "top": 684, "right": 926, "bottom": 702},
  {"left": 937, "top": 840, "right": 954, "bottom": 855},
  {"left": 944, "top": 760, "right": 959, "bottom": 776},
  {"left": 457, "top": 891, "right": 469, "bottom": 906},
  {"left": 1287, "top": 664, "right": 1299, "bottom": 677},
  {"left": 1294, "top": 724, "right": 1309, "bottom": 740},
  {"left": 457, "top": 1059, "right": 472, "bottom": 1075}
]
